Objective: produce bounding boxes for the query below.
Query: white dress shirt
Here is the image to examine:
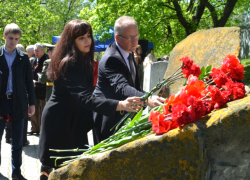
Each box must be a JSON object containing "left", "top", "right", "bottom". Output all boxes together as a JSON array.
[{"left": 116, "top": 42, "right": 136, "bottom": 76}]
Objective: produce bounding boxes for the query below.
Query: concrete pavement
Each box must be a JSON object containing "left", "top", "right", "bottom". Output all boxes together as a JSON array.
[{"left": 0, "top": 121, "right": 94, "bottom": 180}]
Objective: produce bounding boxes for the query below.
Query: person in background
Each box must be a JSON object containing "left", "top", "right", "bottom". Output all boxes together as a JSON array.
[
  {"left": 134, "top": 44, "right": 144, "bottom": 89},
  {"left": 26, "top": 45, "right": 35, "bottom": 64},
  {"left": 143, "top": 52, "right": 157, "bottom": 68},
  {"left": 16, "top": 44, "right": 25, "bottom": 52},
  {"left": 38, "top": 44, "right": 55, "bottom": 102},
  {"left": 163, "top": 55, "right": 169, "bottom": 61},
  {"left": 0, "top": 23, "right": 35, "bottom": 180},
  {"left": 5, "top": 44, "right": 30, "bottom": 143},
  {"left": 38, "top": 20, "right": 142, "bottom": 180},
  {"left": 93, "top": 16, "right": 165, "bottom": 144},
  {"left": 29, "top": 43, "right": 48, "bottom": 135}
]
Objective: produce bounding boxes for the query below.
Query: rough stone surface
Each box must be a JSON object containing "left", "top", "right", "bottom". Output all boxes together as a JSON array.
[
  {"left": 164, "top": 27, "right": 241, "bottom": 95},
  {"left": 49, "top": 94, "right": 250, "bottom": 180}
]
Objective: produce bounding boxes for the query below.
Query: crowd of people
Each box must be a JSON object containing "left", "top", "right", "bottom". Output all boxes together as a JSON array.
[{"left": 0, "top": 16, "right": 166, "bottom": 180}]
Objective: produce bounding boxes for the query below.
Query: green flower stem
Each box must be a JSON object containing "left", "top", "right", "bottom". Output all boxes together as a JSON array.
[
  {"left": 49, "top": 148, "right": 88, "bottom": 153},
  {"left": 50, "top": 155, "right": 80, "bottom": 167}
]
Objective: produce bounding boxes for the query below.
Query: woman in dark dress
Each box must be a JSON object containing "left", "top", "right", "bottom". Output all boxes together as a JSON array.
[{"left": 39, "top": 20, "right": 142, "bottom": 180}]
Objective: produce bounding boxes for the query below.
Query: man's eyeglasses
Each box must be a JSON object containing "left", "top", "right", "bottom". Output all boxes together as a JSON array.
[{"left": 119, "top": 34, "right": 140, "bottom": 41}]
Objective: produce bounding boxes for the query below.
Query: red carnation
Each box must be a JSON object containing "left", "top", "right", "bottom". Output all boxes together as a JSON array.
[
  {"left": 221, "top": 54, "right": 245, "bottom": 81},
  {"left": 179, "top": 75, "right": 206, "bottom": 105},
  {"left": 189, "top": 99, "right": 206, "bottom": 120},
  {"left": 148, "top": 109, "right": 161, "bottom": 123},
  {"left": 182, "top": 64, "right": 201, "bottom": 78},
  {"left": 223, "top": 80, "right": 246, "bottom": 100},
  {"left": 2, "top": 114, "right": 12, "bottom": 124},
  {"left": 207, "top": 85, "right": 229, "bottom": 109},
  {"left": 172, "top": 104, "right": 195, "bottom": 128},
  {"left": 203, "top": 101, "right": 213, "bottom": 114},
  {"left": 190, "top": 64, "right": 201, "bottom": 78},
  {"left": 210, "top": 68, "right": 230, "bottom": 87},
  {"left": 180, "top": 56, "right": 193, "bottom": 69},
  {"left": 150, "top": 110, "right": 178, "bottom": 135}
]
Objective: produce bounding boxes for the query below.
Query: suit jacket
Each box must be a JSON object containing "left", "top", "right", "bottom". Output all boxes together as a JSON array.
[
  {"left": 0, "top": 46, "right": 35, "bottom": 119},
  {"left": 32, "top": 53, "right": 48, "bottom": 100},
  {"left": 93, "top": 42, "right": 145, "bottom": 143},
  {"left": 39, "top": 60, "right": 119, "bottom": 167}
]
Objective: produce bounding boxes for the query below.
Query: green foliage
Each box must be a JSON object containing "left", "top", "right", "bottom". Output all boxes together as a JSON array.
[
  {"left": 241, "top": 58, "right": 250, "bottom": 66},
  {"left": 0, "top": 0, "right": 88, "bottom": 48},
  {"left": 241, "top": 58, "right": 250, "bottom": 86},
  {"left": 80, "top": 0, "right": 249, "bottom": 57}
]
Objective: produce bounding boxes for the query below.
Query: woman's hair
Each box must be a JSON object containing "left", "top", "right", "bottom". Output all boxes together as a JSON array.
[
  {"left": 134, "top": 45, "right": 142, "bottom": 65},
  {"left": 135, "top": 45, "right": 142, "bottom": 55},
  {"left": 47, "top": 20, "right": 95, "bottom": 80}
]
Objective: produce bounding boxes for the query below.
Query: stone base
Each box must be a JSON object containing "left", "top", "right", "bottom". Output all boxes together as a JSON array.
[{"left": 49, "top": 94, "right": 250, "bottom": 180}]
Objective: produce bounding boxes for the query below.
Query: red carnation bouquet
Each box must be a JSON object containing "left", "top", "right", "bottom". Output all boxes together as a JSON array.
[
  {"left": 51, "top": 54, "right": 246, "bottom": 167},
  {"left": 150, "top": 54, "right": 245, "bottom": 135}
]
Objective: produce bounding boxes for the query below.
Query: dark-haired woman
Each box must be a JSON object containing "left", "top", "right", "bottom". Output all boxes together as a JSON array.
[{"left": 38, "top": 20, "right": 142, "bottom": 180}]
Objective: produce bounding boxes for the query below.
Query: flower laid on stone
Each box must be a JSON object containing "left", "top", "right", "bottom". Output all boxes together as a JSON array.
[{"left": 50, "top": 54, "right": 246, "bottom": 167}]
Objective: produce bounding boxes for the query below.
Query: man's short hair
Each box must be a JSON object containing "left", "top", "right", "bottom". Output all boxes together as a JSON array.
[
  {"left": 16, "top": 44, "right": 25, "bottom": 52},
  {"left": 4, "top": 23, "right": 22, "bottom": 36},
  {"left": 114, "top": 16, "right": 138, "bottom": 35},
  {"left": 35, "top": 43, "right": 46, "bottom": 51},
  {"left": 26, "top": 45, "right": 34, "bottom": 51}
]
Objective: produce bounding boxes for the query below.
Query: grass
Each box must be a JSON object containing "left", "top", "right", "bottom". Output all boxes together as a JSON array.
[{"left": 241, "top": 58, "right": 250, "bottom": 86}]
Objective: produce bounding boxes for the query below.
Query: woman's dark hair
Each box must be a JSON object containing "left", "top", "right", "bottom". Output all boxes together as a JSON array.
[{"left": 47, "top": 20, "right": 95, "bottom": 80}]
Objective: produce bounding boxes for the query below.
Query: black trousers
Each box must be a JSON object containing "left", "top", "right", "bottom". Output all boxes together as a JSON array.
[{"left": 5, "top": 117, "right": 28, "bottom": 144}]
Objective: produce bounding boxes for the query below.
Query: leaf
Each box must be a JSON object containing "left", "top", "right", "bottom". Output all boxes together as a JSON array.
[
  {"left": 198, "top": 66, "right": 206, "bottom": 80},
  {"left": 125, "top": 108, "right": 143, "bottom": 130},
  {"left": 183, "top": 78, "right": 188, "bottom": 86},
  {"left": 206, "top": 65, "right": 212, "bottom": 73}
]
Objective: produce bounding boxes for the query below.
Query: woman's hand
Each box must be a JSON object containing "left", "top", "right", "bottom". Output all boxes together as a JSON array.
[{"left": 116, "top": 97, "right": 143, "bottom": 112}]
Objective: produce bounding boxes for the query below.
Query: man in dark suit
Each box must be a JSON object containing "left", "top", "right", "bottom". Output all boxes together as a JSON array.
[
  {"left": 93, "top": 16, "right": 164, "bottom": 144},
  {"left": 0, "top": 23, "right": 35, "bottom": 180},
  {"left": 29, "top": 43, "right": 48, "bottom": 135}
]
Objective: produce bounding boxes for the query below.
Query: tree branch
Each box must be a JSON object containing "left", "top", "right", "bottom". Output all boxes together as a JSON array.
[
  {"left": 201, "top": 0, "right": 218, "bottom": 26},
  {"left": 172, "top": 0, "right": 192, "bottom": 35},
  {"left": 216, "top": 0, "right": 238, "bottom": 27},
  {"left": 187, "top": 0, "right": 195, "bottom": 12},
  {"left": 153, "top": 21, "right": 161, "bottom": 29},
  {"left": 162, "top": 4, "right": 176, "bottom": 11},
  {"left": 192, "top": 0, "right": 205, "bottom": 26}
]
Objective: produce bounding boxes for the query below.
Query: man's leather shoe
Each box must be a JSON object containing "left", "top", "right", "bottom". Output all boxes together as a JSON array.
[
  {"left": 27, "top": 131, "right": 34, "bottom": 135},
  {"left": 23, "top": 140, "right": 30, "bottom": 146},
  {"left": 12, "top": 174, "right": 27, "bottom": 180}
]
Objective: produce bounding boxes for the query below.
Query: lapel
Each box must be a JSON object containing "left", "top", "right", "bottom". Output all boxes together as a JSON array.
[
  {"left": 111, "top": 43, "right": 137, "bottom": 87},
  {"left": 0, "top": 46, "right": 8, "bottom": 68},
  {"left": 12, "top": 47, "right": 25, "bottom": 66},
  {"left": 112, "top": 43, "right": 127, "bottom": 67}
]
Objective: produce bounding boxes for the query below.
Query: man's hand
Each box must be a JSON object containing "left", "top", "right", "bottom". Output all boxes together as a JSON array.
[
  {"left": 33, "top": 80, "right": 36, "bottom": 87},
  {"left": 147, "top": 95, "right": 165, "bottom": 108},
  {"left": 28, "top": 105, "right": 35, "bottom": 117},
  {"left": 116, "top": 97, "right": 143, "bottom": 112}
]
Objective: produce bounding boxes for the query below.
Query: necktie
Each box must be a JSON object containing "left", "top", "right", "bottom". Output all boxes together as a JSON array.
[{"left": 128, "top": 53, "right": 135, "bottom": 85}]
